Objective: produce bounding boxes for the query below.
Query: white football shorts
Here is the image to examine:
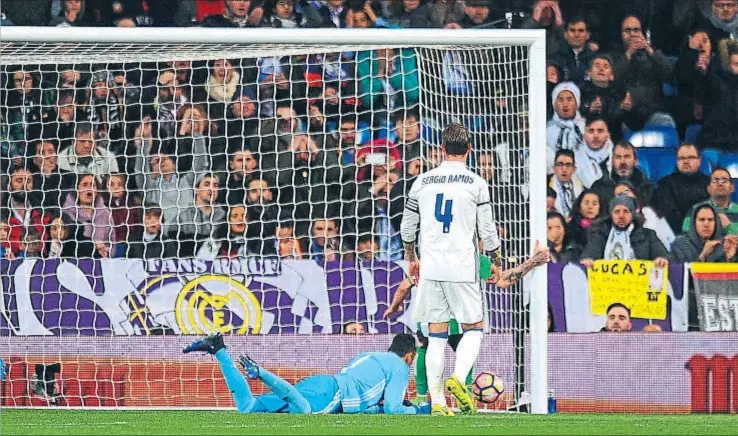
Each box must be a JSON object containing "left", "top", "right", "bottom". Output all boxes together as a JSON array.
[{"left": 412, "top": 279, "right": 483, "bottom": 325}]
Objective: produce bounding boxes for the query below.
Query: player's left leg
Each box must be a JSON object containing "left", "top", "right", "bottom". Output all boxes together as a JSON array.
[
  {"left": 447, "top": 332, "right": 474, "bottom": 390},
  {"left": 238, "top": 355, "right": 312, "bottom": 414},
  {"left": 183, "top": 333, "right": 257, "bottom": 413}
]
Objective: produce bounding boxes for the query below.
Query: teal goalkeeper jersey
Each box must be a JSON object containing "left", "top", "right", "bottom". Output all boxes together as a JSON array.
[{"left": 416, "top": 255, "right": 491, "bottom": 336}]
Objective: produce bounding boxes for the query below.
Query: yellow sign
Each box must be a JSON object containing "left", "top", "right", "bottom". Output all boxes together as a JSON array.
[{"left": 588, "top": 260, "right": 668, "bottom": 320}]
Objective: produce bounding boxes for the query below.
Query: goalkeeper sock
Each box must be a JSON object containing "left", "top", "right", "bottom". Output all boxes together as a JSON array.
[
  {"left": 258, "top": 366, "right": 310, "bottom": 414},
  {"left": 215, "top": 349, "right": 255, "bottom": 413},
  {"left": 426, "top": 333, "right": 448, "bottom": 407},
  {"left": 415, "top": 345, "right": 428, "bottom": 397},
  {"left": 453, "top": 329, "right": 483, "bottom": 385}
]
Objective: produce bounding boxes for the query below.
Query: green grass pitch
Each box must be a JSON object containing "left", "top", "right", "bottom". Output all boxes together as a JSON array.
[{"left": 2, "top": 410, "right": 738, "bottom": 435}]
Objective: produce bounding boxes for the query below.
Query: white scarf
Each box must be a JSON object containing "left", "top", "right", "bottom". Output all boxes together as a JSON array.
[
  {"left": 551, "top": 176, "right": 583, "bottom": 219},
  {"left": 604, "top": 223, "right": 636, "bottom": 260},
  {"left": 206, "top": 71, "right": 240, "bottom": 103},
  {"left": 548, "top": 112, "right": 585, "bottom": 151},
  {"left": 575, "top": 139, "right": 613, "bottom": 188}
]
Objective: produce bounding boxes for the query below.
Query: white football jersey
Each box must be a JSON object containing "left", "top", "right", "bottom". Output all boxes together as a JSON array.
[{"left": 400, "top": 160, "right": 500, "bottom": 283}]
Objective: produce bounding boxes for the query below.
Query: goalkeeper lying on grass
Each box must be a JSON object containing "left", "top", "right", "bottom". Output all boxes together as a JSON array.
[
  {"left": 383, "top": 241, "right": 550, "bottom": 406},
  {"left": 183, "top": 333, "right": 429, "bottom": 415}
]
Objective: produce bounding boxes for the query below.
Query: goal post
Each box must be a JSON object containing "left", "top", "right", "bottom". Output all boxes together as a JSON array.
[{"left": 0, "top": 27, "right": 547, "bottom": 414}]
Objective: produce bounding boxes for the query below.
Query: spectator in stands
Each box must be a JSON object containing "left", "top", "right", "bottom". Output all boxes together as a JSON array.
[
  {"left": 546, "top": 82, "right": 584, "bottom": 171},
  {"left": 153, "top": 69, "right": 188, "bottom": 139},
  {"left": 357, "top": 233, "right": 380, "bottom": 262},
  {"left": 260, "top": 0, "right": 305, "bottom": 27},
  {"left": 140, "top": 143, "right": 195, "bottom": 235},
  {"left": 591, "top": 140, "right": 653, "bottom": 208},
  {"left": 46, "top": 215, "right": 95, "bottom": 258},
  {"left": 573, "top": 117, "right": 613, "bottom": 188},
  {"left": 276, "top": 221, "right": 305, "bottom": 259},
  {"left": 302, "top": 0, "right": 348, "bottom": 28},
  {"left": 580, "top": 194, "right": 670, "bottom": 266},
  {"left": 62, "top": 173, "right": 114, "bottom": 258},
  {"left": 614, "top": 181, "right": 675, "bottom": 251},
  {"left": 556, "top": 16, "right": 597, "bottom": 85},
  {"left": 356, "top": 48, "right": 419, "bottom": 112},
  {"left": 30, "top": 139, "right": 72, "bottom": 212},
  {"left": 127, "top": 205, "right": 175, "bottom": 259},
  {"left": 601, "top": 303, "right": 632, "bottom": 333},
  {"left": 392, "top": 108, "right": 421, "bottom": 161},
  {"left": 48, "top": 0, "right": 92, "bottom": 26},
  {"left": 48, "top": 90, "right": 79, "bottom": 151},
  {"left": 568, "top": 189, "right": 604, "bottom": 248},
  {"left": 205, "top": 59, "right": 241, "bottom": 124},
  {"left": 343, "top": 321, "right": 366, "bottom": 334},
  {"left": 224, "top": 87, "right": 259, "bottom": 144},
  {"left": 309, "top": 216, "right": 343, "bottom": 263},
  {"left": 426, "top": 0, "right": 465, "bottom": 28},
  {"left": 225, "top": 142, "right": 261, "bottom": 205},
  {"left": 176, "top": 103, "right": 226, "bottom": 173},
  {"left": 694, "top": 39, "right": 738, "bottom": 152},
  {"left": 579, "top": 54, "right": 627, "bottom": 140},
  {"left": 3, "top": 166, "right": 50, "bottom": 258},
  {"left": 245, "top": 178, "right": 280, "bottom": 250},
  {"left": 523, "top": 0, "right": 566, "bottom": 57},
  {"left": 654, "top": 143, "right": 710, "bottom": 234},
  {"left": 58, "top": 122, "right": 119, "bottom": 180},
  {"left": 609, "top": 15, "right": 675, "bottom": 130},
  {"left": 3, "top": 68, "right": 46, "bottom": 153},
  {"left": 18, "top": 228, "right": 43, "bottom": 259},
  {"left": 277, "top": 133, "right": 342, "bottom": 221},
  {"left": 548, "top": 149, "right": 584, "bottom": 220},
  {"left": 672, "top": 203, "right": 738, "bottom": 262},
  {"left": 388, "top": 0, "right": 431, "bottom": 28},
  {"left": 674, "top": 29, "right": 713, "bottom": 135},
  {"left": 197, "top": 204, "right": 252, "bottom": 259},
  {"left": 389, "top": 148, "right": 422, "bottom": 232},
  {"left": 546, "top": 187, "right": 557, "bottom": 213},
  {"left": 455, "top": 0, "right": 498, "bottom": 29},
  {"left": 682, "top": 0, "right": 738, "bottom": 50},
  {"left": 86, "top": 70, "right": 124, "bottom": 148},
  {"left": 0, "top": 216, "right": 10, "bottom": 259},
  {"left": 103, "top": 173, "right": 143, "bottom": 258},
  {"left": 345, "top": 1, "right": 393, "bottom": 28},
  {"left": 683, "top": 168, "right": 738, "bottom": 235},
  {"left": 357, "top": 166, "right": 403, "bottom": 261},
  {"left": 172, "top": 173, "right": 226, "bottom": 257},
  {"left": 547, "top": 211, "right": 581, "bottom": 263},
  {"left": 200, "top": 0, "right": 264, "bottom": 27}
]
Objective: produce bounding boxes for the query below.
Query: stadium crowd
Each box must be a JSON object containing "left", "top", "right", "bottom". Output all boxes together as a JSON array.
[{"left": 0, "top": 0, "right": 738, "bottom": 267}]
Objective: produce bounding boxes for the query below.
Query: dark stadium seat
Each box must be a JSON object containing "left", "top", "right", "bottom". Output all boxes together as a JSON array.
[
  {"left": 701, "top": 148, "right": 724, "bottom": 176},
  {"left": 626, "top": 125, "right": 680, "bottom": 148},
  {"left": 685, "top": 123, "right": 703, "bottom": 144},
  {"left": 636, "top": 147, "right": 677, "bottom": 183}
]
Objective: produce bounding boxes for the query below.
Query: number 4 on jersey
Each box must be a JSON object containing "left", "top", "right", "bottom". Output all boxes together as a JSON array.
[{"left": 434, "top": 193, "right": 454, "bottom": 233}]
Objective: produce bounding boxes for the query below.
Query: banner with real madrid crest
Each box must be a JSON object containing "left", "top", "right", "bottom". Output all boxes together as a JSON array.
[{"left": 0, "top": 257, "right": 417, "bottom": 336}]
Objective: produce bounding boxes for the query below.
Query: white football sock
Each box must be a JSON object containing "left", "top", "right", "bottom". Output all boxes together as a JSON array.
[
  {"left": 453, "top": 329, "right": 483, "bottom": 384},
  {"left": 426, "top": 335, "right": 448, "bottom": 407}
]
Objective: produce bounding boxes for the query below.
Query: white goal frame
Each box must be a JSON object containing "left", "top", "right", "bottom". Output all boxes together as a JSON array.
[{"left": 0, "top": 26, "right": 548, "bottom": 415}]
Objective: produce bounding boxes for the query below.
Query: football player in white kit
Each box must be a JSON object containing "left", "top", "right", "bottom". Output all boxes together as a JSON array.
[{"left": 400, "top": 123, "right": 502, "bottom": 416}]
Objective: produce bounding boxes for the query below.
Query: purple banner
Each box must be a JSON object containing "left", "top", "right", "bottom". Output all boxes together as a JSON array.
[{"left": 0, "top": 259, "right": 687, "bottom": 336}]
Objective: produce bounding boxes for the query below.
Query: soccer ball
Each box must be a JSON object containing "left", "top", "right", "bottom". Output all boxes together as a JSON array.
[{"left": 472, "top": 372, "right": 504, "bottom": 404}]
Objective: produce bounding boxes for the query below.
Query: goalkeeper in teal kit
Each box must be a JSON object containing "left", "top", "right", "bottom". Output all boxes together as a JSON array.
[{"left": 183, "top": 333, "right": 428, "bottom": 415}]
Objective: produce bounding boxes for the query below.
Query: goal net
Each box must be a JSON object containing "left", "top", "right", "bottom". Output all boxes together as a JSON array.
[{"left": 0, "top": 27, "right": 547, "bottom": 413}]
